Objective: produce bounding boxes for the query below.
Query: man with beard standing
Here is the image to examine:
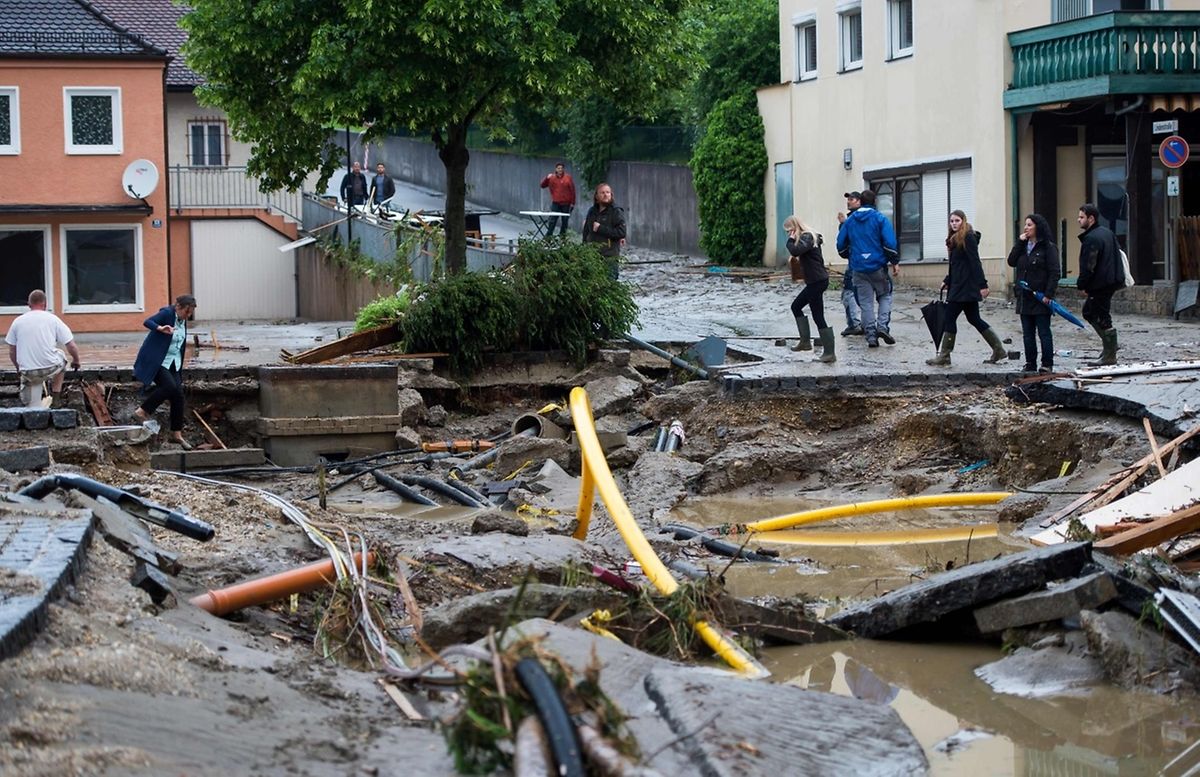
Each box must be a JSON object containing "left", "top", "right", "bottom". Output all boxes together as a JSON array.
[{"left": 1076, "top": 203, "right": 1124, "bottom": 366}]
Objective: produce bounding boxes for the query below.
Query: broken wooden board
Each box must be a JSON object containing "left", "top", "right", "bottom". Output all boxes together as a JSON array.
[
  {"left": 81, "top": 381, "right": 114, "bottom": 426},
  {"left": 1032, "top": 457, "right": 1200, "bottom": 546},
  {"left": 1094, "top": 503, "right": 1200, "bottom": 556},
  {"left": 280, "top": 323, "right": 401, "bottom": 364},
  {"left": 74, "top": 493, "right": 181, "bottom": 575},
  {"left": 825, "top": 543, "right": 1092, "bottom": 639},
  {"left": 1006, "top": 360, "right": 1200, "bottom": 439}
]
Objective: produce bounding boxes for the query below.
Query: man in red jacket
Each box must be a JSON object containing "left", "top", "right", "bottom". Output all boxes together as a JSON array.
[{"left": 540, "top": 163, "right": 576, "bottom": 237}]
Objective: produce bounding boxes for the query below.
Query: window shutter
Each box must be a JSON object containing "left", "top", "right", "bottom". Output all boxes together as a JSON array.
[
  {"left": 949, "top": 167, "right": 974, "bottom": 224},
  {"left": 921, "top": 171, "right": 949, "bottom": 259}
]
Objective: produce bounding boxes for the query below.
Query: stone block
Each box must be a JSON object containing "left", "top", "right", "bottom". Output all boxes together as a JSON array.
[
  {"left": 131, "top": 561, "right": 174, "bottom": 606},
  {"left": 0, "top": 409, "right": 21, "bottom": 432},
  {"left": 20, "top": 409, "right": 51, "bottom": 430},
  {"left": 973, "top": 571, "right": 1118, "bottom": 633},
  {"left": 50, "top": 409, "right": 78, "bottom": 429},
  {"left": 0, "top": 446, "right": 51, "bottom": 473},
  {"left": 149, "top": 452, "right": 185, "bottom": 472},
  {"left": 258, "top": 364, "right": 399, "bottom": 418}
]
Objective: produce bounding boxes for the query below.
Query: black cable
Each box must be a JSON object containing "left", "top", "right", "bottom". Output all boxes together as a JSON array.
[
  {"left": 373, "top": 470, "right": 438, "bottom": 506},
  {"left": 443, "top": 476, "right": 490, "bottom": 506},
  {"left": 398, "top": 473, "right": 486, "bottom": 508},
  {"left": 513, "top": 658, "right": 585, "bottom": 777},
  {"left": 662, "top": 523, "right": 781, "bottom": 563}
]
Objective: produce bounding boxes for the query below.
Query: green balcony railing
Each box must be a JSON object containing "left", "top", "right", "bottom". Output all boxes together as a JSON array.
[{"left": 1005, "top": 11, "right": 1200, "bottom": 110}]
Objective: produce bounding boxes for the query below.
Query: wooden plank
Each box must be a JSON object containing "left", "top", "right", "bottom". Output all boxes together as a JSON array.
[
  {"left": 379, "top": 681, "right": 425, "bottom": 721},
  {"left": 1143, "top": 417, "right": 1167, "bottom": 478},
  {"left": 1094, "top": 503, "right": 1200, "bottom": 555},
  {"left": 192, "top": 410, "right": 227, "bottom": 450},
  {"left": 81, "top": 381, "right": 114, "bottom": 426},
  {"left": 281, "top": 323, "right": 401, "bottom": 364}
]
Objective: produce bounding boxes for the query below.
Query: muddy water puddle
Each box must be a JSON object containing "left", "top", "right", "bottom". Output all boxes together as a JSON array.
[
  {"left": 762, "top": 641, "right": 1200, "bottom": 775},
  {"left": 671, "top": 495, "right": 1021, "bottom": 601}
]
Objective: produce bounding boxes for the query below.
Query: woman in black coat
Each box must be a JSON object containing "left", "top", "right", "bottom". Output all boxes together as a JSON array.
[
  {"left": 783, "top": 215, "right": 835, "bottom": 362},
  {"left": 1006, "top": 213, "right": 1060, "bottom": 373},
  {"left": 927, "top": 210, "right": 1008, "bottom": 367},
  {"left": 582, "top": 183, "right": 626, "bottom": 279},
  {"left": 132, "top": 294, "right": 197, "bottom": 448}
]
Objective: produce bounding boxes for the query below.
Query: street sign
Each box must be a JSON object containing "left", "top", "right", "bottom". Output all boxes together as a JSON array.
[
  {"left": 1159, "top": 135, "right": 1190, "bottom": 169},
  {"left": 1168, "top": 176, "right": 1180, "bottom": 197},
  {"left": 1153, "top": 119, "right": 1179, "bottom": 135}
]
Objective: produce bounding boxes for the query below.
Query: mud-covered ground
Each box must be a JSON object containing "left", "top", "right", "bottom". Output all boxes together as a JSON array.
[{"left": 2, "top": 251, "right": 1198, "bottom": 775}]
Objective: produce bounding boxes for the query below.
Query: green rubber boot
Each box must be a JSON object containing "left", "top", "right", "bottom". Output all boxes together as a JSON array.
[
  {"left": 817, "top": 327, "right": 836, "bottom": 363},
  {"left": 790, "top": 316, "right": 812, "bottom": 351},
  {"left": 981, "top": 327, "right": 1008, "bottom": 364},
  {"left": 926, "top": 333, "right": 955, "bottom": 366},
  {"left": 1088, "top": 329, "right": 1118, "bottom": 366}
]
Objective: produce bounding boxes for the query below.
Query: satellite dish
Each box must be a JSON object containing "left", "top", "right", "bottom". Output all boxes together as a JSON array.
[{"left": 122, "top": 159, "right": 160, "bottom": 199}]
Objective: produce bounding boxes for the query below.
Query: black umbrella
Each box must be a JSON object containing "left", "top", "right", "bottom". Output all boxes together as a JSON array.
[{"left": 920, "top": 291, "right": 947, "bottom": 350}]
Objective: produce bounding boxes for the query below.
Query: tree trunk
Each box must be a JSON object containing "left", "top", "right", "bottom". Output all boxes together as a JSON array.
[{"left": 438, "top": 127, "right": 470, "bottom": 275}]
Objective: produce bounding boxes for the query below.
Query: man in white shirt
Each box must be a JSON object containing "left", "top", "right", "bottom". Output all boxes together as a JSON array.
[{"left": 5, "top": 290, "right": 81, "bottom": 407}]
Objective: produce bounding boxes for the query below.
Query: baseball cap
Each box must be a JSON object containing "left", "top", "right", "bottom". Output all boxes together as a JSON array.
[{"left": 844, "top": 191, "right": 862, "bottom": 200}]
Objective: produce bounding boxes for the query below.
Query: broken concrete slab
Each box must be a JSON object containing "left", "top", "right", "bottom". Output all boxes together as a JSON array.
[
  {"left": 973, "top": 572, "right": 1118, "bottom": 634},
  {"left": 1081, "top": 609, "right": 1200, "bottom": 693},
  {"left": 150, "top": 448, "right": 267, "bottom": 472},
  {"left": 581, "top": 375, "right": 642, "bottom": 418},
  {"left": 503, "top": 619, "right": 927, "bottom": 776},
  {"left": 974, "top": 646, "right": 1106, "bottom": 698},
  {"left": 525, "top": 459, "right": 583, "bottom": 514},
  {"left": 491, "top": 436, "right": 573, "bottom": 482},
  {"left": 620, "top": 452, "right": 703, "bottom": 526},
  {"left": 397, "top": 388, "right": 428, "bottom": 427},
  {"left": 131, "top": 561, "right": 174, "bottom": 606},
  {"left": 827, "top": 542, "right": 1093, "bottom": 639},
  {"left": 0, "top": 446, "right": 50, "bottom": 473},
  {"left": 416, "top": 534, "right": 598, "bottom": 582},
  {"left": 698, "top": 439, "right": 814, "bottom": 495},
  {"left": 421, "top": 584, "right": 624, "bottom": 649},
  {"left": 74, "top": 493, "right": 181, "bottom": 575},
  {"left": 639, "top": 380, "right": 717, "bottom": 423},
  {"left": 470, "top": 510, "right": 529, "bottom": 536}
]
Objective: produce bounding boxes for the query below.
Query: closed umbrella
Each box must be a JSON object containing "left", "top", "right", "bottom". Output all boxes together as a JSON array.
[
  {"left": 920, "top": 291, "right": 947, "bottom": 349},
  {"left": 1017, "top": 281, "right": 1085, "bottom": 329}
]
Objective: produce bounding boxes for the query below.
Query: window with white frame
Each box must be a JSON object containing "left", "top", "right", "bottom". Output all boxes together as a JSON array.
[
  {"left": 0, "top": 227, "right": 51, "bottom": 312},
  {"left": 795, "top": 20, "right": 818, "bottom": 81},
  {"left": 839, "top": 5, "right": 863, "bottom": 72},
  {"left": 188, "top": 120, "right": 226, "bottom": 166},
  {"left": 64, "top": 87, "right": 122, "bottom": 154},
  {"left": 61, "top": 225, "right": 141, "bottom": 311},
  {"left": 888, "top": 0, "right": 913, "bottom": 59},
  {"left": 0, "top": 87, "right": 19, "bottom": 154}
]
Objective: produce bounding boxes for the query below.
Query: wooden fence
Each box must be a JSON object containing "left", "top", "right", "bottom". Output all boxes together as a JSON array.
[{"left": 1177, "top": 216, "right": 1200, "bottom": 282}]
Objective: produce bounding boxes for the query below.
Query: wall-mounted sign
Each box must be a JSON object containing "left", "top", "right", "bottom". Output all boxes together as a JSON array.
[
  {"left": 1152, "top": 119, "right": 1179, "bottom": 135},
  {"left": 1167, "top": 176, "right": 1180, "bottom": 197},
  {"left": 151, "top": 218, "right": 163, "bottom": 228}
]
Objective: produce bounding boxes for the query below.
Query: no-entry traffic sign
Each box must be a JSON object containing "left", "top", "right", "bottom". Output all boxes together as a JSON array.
[{"left": 1159, "top": 135, "right": 1190, "bottom": 169}]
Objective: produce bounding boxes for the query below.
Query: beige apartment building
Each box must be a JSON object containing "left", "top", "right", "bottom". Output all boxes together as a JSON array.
[{"left": 758, "top": 0, "right": 1200, "bottom": 309}]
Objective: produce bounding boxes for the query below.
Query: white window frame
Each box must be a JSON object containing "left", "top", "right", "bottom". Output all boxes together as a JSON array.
[
  {"left": 59, "top": 224, "right": 144, "bottom": 313},
  {"left": 0, "top": 86, "right": 19, "bottom": 155},
  {"left": 187, "top": 119, "right": 227, "bottom": 167},
  {"left": 63, "top": 87, "right": 123, "bottom": 155},
  {"left": 887, "top": 0, "right": 914, "bottom": 60},
  {"left": 0, "top": 225, "right": 52, "bottom": 314},
  {"left": 838, "top": 4, "right": 863, "bottom": 73},
  {"left": 794, "top": 17, "right": 818, "bottom": 82}
]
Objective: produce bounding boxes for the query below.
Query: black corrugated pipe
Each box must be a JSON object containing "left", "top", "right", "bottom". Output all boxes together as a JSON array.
[
  {"left": 19, "top": 473, "right": 214, "bottom": 542},
  {"left": 662, "top": 523, "right": 780, "bottom": 563},
  {"left": 443, "top": 476, "right": 490, "bottom": 506},
  {"left": 397, "top": 473, "right": 486, "bottom": 508},
  {"left": 513, "top": 658, "right": 585, "bottom": 777},
  {"left": 373, "top": 471, "right": 438, "bottom": 506}
]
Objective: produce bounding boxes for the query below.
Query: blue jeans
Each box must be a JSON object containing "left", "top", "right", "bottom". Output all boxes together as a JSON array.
[
  {"left": 853, "top": 268, "right": 893, "bottom": 337},
  {"left": 841, "top": 272, "right": 861, "bottom": 328},
  {"left": 1020, "top": 313, "right": 1053, "bottom": 367}
]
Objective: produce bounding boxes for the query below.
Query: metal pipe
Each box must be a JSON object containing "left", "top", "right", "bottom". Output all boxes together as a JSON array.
[
  {"left": 443, "top": 476, "right": 491, "bottom": 506},
  {"left": 457, "top": 426, "right": 537, "bottom": 472},
  {"left": 622, "top": 334, "right": 708, "bottom": 380},
  {"left": 663, "top": 420, "right": 685, "bottom": 453},
  {"left": 19, "top": 473, "right": 214, "bottom": 542}
]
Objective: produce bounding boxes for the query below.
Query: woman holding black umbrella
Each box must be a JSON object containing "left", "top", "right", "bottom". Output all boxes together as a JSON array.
[
  {"left": 927, "top": 210, "right": 1008, "bottom": 367},
  {"left": 1007, "top": 213, "right": 1060, "bottom": 373}
]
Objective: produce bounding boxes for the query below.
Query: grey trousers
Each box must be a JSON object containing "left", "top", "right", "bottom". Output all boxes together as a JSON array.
[{"left": 853, "top": 268, "right": 894, "bottom": 336}]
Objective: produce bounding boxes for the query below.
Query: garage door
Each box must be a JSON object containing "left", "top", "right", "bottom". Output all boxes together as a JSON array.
[{"left": 191, "top": 220, "right": 295, "bottom": 319}]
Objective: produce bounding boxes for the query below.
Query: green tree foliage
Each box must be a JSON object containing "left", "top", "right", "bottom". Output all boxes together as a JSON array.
[
  {"left": 513, "top": 240, "right": 638, "bottom": 364},
  {"left": 353, "top": 291, "right": 411, "bottom": 333},
  {"left": 690, "top": 90, "right": 767, "bottom": 265},
  {"left": 692, "top": 0, "right": 781, "bottom": 120},
  {"left": 182, "top": 0, "right": 699, "bottom": 275},
  {"left": 563, "top": 95, "right": 621, "bottom": 191}
]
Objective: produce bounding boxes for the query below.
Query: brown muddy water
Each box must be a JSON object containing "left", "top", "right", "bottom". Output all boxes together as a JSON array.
[{"left": 674, "top": 496, "right": 1200, "bottom": 775}]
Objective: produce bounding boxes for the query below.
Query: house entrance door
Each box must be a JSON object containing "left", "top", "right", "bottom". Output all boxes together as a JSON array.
[{"left": 1092, "top": 155, "right": 1173, "bottom": 281}]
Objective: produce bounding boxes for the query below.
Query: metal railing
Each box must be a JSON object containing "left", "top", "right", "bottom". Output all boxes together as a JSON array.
[
  {"left": 169, "top": 165, "right": 303, "bottom": 222},
  {"left": 1006, "top": 11, "right": 1200, "bottom": 109}
]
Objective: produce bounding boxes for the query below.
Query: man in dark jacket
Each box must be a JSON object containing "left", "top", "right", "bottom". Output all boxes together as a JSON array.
[
  {"left": 836, "top": 189, "right": 899, "bottom": 347},
  {"left": 370, "top": 163, "right": 396, "bottom": 210},
  {"left": 1076, "top": 203, "right": 1124, "bottom": 366},
  {"left": 339, "top": 162, "right": 368, "bottom": 207}
]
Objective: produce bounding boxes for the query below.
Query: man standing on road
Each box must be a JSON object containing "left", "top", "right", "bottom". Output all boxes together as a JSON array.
[
  {"left": 339, "top": 161, "right": 368, "bottom": 207},
  {"left": 540, "top": 162, "right": 576, "bottom": 237},
  {"left": 836, "top": 189, "right": 900, "bottom": 347},
  {"left": 370, "top": 162, "right": 396, "bottom": 210},
  {"left": 1076, "top": 202, "right": 1124, "bottom": 366},
  {"left": 5, "top": 289, "right": 81, "bottom": 407},
  {"left": 836, "top": 193, "right": 864, "bottom": 337}
]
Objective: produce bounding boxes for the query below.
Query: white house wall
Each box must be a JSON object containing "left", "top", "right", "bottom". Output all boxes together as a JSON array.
[
  {"left": 762, "top": 0, "right": 1057, "bottom": 289},
  {"left": 191, "top": 219, "right": 295, "bottom": 320}
]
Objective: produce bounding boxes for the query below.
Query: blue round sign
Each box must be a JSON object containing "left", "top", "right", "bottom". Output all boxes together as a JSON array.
[{"left": 1159, "top": 135, "right": 1189, "bottom": 169}]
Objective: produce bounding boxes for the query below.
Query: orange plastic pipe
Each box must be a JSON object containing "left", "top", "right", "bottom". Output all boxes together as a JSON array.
[{"left": 190, "top": 552, "right": 374, "bottom": 615}]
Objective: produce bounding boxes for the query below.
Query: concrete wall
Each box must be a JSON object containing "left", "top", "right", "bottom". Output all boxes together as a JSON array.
[{"left": 375, "top": 136, "right": 702, "bottom": 256}]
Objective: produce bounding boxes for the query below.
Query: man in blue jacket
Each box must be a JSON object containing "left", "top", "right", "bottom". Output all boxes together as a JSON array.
[{"left": 836, "top": 190, "right": 900, "bottom": 347}]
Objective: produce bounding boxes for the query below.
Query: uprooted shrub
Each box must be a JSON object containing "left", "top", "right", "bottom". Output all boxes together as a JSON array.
[
  {"left": 353, "top": 289, "right": 411, "bottom": 332},
  {"left": 512, "top": 239, "right": 639, "bottom": 364},
  {"left": 399, "top": 239, "right": 638, "bottom": 374}
]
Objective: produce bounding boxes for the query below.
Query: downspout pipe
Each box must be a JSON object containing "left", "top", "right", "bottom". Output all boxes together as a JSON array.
[
  {"left": 19, "top": 473, "right": 214, "bottom": 542},
  {"left": 623, "top": 334, "right": 708, "bottom": 380},
  {"left": 1114, "top": 95, "right": 1145, "bottom": 117}
]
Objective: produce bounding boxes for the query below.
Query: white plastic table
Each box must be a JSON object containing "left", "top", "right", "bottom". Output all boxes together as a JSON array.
[{"left": 519, "top": 210, "right": 566, "bottom": 239}]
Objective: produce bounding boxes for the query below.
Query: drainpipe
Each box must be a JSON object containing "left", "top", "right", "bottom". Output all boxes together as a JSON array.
[
  {"left": 1010, "top": 112, "right": 1020, "bottom": 290},
  {"left": 623, "top": 334, "right": 708, "bottom": 380},
  {"left": 1113, "top": 95, "right": 1145, "bottom": 117}
]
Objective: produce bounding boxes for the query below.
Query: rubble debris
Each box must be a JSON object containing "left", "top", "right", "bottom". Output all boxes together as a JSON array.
[
  {"left": 74, "top": 493, "right": 181, "bottom": 575},
  {"left": 279, "top": 323, "right": 401, "bottom": 364},
  {"left": 1080, "top": 609, "right": 1200, "bottom": 693},
  {"left": 19, "top": 474, "right": 214, "bottom": 542},
  {"left": 80, "top": 381, "right": 114, "bottom": 426},
  {"left": 1156, "top": 588, "right": 1200, "bottom": 654},
  {"left": 471, "top": 510, "right": 529, "bottom": 536},
  {"left": 420, "top": 584, "right": 623, "bottom": 649},
  {"left": 0, "top": 446, "right": 50, "bottom": 473},
  {"left": 1094, "top": 502, "right": 1200, "bottom": 555},
  {"left": 131, "top": 561, "right": 174, "bottom": 606},
  {"left": 972, "top": 572, "right": 1117, "bottom": 634},
  {"left": 191, "top": 409, "right": 227, "bottom": 449},
  {"left": 827, "top": 542, "right": 1092, "bottom": 639}
]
